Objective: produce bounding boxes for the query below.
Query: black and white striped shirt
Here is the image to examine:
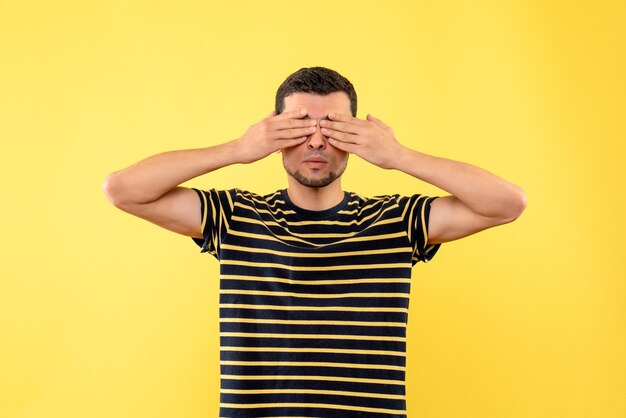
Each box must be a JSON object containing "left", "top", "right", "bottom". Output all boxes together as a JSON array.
[{"left": 192, "top": 188, "right": 440, "bottom": 418}]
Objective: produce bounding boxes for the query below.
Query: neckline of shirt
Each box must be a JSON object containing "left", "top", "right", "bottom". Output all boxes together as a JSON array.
[{"left": 280, "top": 189, "right": 351, "bottom": 220}]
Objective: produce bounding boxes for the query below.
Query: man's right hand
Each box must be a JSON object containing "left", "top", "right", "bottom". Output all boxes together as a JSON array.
[
  {"left": 103, "top": 108, "right": 317, "bottom": 239},
  {"left": 234, "top": 108, "right": 317, "bottom": 164}
]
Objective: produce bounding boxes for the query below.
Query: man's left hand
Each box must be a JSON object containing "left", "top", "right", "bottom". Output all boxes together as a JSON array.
[{"left": 319, "top": 112, "right": 404, "bottom": 169}]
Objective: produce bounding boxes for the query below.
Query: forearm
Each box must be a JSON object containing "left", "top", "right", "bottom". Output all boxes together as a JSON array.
[
  {"left": 394, "top": 147, "right": 526, "bottom": 220},
  {"left": 103, "top": 140, "right": 241, "bottom": 205}
]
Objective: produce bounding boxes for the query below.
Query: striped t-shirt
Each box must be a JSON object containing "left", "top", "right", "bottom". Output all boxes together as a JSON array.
[{"left": 192, "top": 188, "right": 441, "bottom": 418}]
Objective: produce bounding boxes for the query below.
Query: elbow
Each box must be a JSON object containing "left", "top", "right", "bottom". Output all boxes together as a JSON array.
[
  {"left": 501, "top": 187, "right": 527, "bottom": 223},
  {"left": 102, "top": 172, "right": 130, "bottom": 209}
]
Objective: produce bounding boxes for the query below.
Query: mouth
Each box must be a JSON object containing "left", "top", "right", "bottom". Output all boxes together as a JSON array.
[{"left": 303, "top": 156, "right": 328, "bottom": 169}]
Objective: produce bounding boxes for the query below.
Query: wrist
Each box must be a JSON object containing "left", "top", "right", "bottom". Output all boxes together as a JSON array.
[
  {"left": 387, "top": 144, "right": 415, "bottom": 171},
  {"left": 221, "top": 138, "right": 253, "bottom": 164}
]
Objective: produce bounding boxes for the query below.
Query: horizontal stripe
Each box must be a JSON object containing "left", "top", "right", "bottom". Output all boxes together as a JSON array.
[
  {"left": 220, "top": 332, "right": 406, "bottom": 342},
  {"left": 220, "top": 346, "right": 405, "bottom": 357},
  {"left": 228, "top": 228, "right": 407, "bottom": 247},
  {"left": 244, "top": 192, "right": 283, "bottom": 208},
  {"left": 219, "top": 303, "right": 408, "bottom": 313},
  {"left": 231, "top": 203, "right": 397, "bottom": 229},
  {"left": 220, "top": 289, "right": 409, "bottom": 299},
  {"left": 221, "top": 274, "right": 411, "bottom": 285},
  {"left": 221, "top": 361, "right": 405, "bottom": 372},
  {"left": 221, "top": 260, "right": 412, "bottom": 271},
  {"left": 219, "top": 318, "right": 406, "bottom": 327},
  {"left": 220, "top": 388, "right": 405, "bottom": 401},
  {"left": 234, "top": 201, "right": 296, "bottom": 216},
  {"left": 220, "top": 402, "right": 405, "bottom": 415},
  {"left": 220, "top": 243, "right": 411, "bottom": 259},
  {"left": 220, "top": 374, "right": 404, "bottom": 386},
  {"left": 232, "top": 214, "right": 394, "bottom": 227},
  {"left": 237, "top": 193, "right": 386, "bottom": 213}
]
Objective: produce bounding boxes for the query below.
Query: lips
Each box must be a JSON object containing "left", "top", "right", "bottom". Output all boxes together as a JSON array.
[
  {"left": 304, "top": 157, "right": 328, "bottom": 163},
  {"left": 303, "top": 155, "right": 328, "bottom": 169},
  {"left": 303, "top": 152, "right": 329, "bottom": 163}
]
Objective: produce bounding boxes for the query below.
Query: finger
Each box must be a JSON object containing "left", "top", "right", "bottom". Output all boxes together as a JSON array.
[
  {"left": 273, "top": 125, "right": 317, "bottom": 140},
  {"left": 366, "top": 113, "right": 385, "bottom": 127},
  {"left": 366, "top": 114, "right": 389, "bottom": 129},
  {"left": 266, "top": 110, "right": 277, "bottom": 118},
  {"left": 277, "top": 136, "right": 308, "bottom": 149},
  {"left": 274, "top": 117, "right": 317, "bottom": 131},
  {"left": 328, "top": 111, "right": 360, "bottom": 123},
  {"left": 367, "top": 114, "right": 393, "bottom": 133},
  {"left": 321, "top": 127, "right": 359, "bottom": 144},
  {"left": 319, "top": 119, "right": 361, "bottom": 134},
  {"left": 275, "top": 108, "right": 308, "bottom": 120},
  {"left": 328, "top": 137, "right": 357, "bottom": 153}
]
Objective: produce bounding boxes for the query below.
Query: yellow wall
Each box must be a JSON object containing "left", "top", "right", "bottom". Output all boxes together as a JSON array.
[{"left": 1, "top": 1, "right": 624, "bottom": 417}]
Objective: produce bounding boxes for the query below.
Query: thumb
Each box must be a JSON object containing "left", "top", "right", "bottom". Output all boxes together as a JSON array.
[
  {"left": 367, "top": 113, "right": 393, "bottom": 133},
  {"left": 367, "top": 113, "right": 384, "bottom": 126},
  {"left": 267, "top": 110, "right": 277, "bottom": 118}
]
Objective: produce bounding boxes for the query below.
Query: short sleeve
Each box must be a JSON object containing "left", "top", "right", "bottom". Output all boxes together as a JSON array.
[
  {"left": 399, "top": 194, "right": 441, "bottom": 265},
  {"left": 190, "top": 188, "right": 236, "bottom": 259}
]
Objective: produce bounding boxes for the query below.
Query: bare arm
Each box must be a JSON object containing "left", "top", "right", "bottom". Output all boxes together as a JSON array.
[
  {"left": 391, "top": 149, "right": 527, "bottom": 244},
  {"left": 319, "top": 112, "right": 527, "bottom": 244},
  {"left": 102, "top": 143, "right": 242, "bottom": 238},
  {"left": 102, "top": 109, "right": 316, "bottom": 237}
]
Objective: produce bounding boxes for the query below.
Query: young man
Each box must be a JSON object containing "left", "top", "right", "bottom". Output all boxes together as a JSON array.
[{"left": 103, "top": 67, "right": 526, "bottom": 417}]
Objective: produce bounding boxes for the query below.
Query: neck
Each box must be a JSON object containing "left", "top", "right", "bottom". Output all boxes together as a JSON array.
[{"left": 286, "top": 177, "right": 345, "bottom": 211}]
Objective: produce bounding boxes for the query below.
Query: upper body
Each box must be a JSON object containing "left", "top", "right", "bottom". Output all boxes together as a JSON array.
[{"left": 102, "top": 66, "right": 527, "bottom": 416}]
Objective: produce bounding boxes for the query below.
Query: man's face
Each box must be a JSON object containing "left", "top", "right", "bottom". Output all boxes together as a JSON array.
[{"left": 281, "top": 91, "right": 351, "bottom": 188}]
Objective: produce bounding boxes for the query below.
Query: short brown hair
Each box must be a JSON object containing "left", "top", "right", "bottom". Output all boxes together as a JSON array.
[{"left": 275, "top": 67, "right": 357, "bottom": 116}]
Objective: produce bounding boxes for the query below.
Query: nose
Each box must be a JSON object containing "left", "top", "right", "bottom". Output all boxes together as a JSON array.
[{"left": 307, "top": 122, "right": 327, "bottom": 150}]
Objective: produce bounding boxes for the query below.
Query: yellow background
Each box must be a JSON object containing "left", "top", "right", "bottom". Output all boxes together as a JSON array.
[{"left": 1, "top": 1, "right": 624, "bottom": 417}]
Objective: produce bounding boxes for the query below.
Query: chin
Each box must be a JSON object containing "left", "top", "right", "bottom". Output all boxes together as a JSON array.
[{"left": 289, "top": 170, "right": 339, "bottom": 188}]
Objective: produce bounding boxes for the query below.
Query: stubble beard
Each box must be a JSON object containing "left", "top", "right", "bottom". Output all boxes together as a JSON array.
[
  {"left": 284, "top": 160, "right": 348, "bottom": 189},
  {"left": 287, "top": 169, "right": 340, "bottom": 188}
]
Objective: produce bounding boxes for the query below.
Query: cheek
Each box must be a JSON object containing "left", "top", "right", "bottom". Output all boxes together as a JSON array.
[
  {"left": 331, "top": 149, "right": 349, "bottom": 162},
  {"left": 281, "top": 148, "right": 298, "bottom": 165}
]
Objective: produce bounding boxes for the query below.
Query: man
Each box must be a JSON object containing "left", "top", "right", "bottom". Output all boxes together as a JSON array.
[{"left": 103, "top": 67, "right": 526, "bottom": 417}]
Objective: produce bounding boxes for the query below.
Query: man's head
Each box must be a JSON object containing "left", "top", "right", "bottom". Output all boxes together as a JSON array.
[
  {"left": 276, "top": 67, "right": 357, "bottom": 190},
  {"left": 275, "top": 67, "right": 357, "bottom": 117}
]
